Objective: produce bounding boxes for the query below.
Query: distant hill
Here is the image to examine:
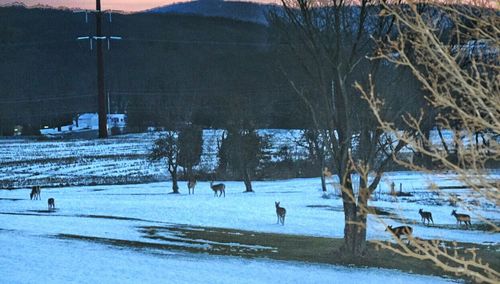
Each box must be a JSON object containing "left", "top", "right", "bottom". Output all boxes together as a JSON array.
[
  {"left": 147, "top": 0, "right": 280, "bottom": 25},
  {"left": 0, "top": 5, "right": 304, "bottom": 134}
]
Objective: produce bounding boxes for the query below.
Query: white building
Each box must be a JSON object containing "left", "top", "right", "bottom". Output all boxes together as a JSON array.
[{"left": 41, "top": 113, "right": 127, "bottom": 136}]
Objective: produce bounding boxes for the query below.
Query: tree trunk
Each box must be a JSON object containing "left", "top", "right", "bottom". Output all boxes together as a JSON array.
[
  {"left": 342, "top": 201, "right": 366, "bottom": 256},
  {"left": 422, "top": 127, "right": 433, "bottom": 168},
  {"left": 320, "top": 158, "right": 327, "bottom": 192},
  {"left": 243, "top": 168, "right": 253, "bottom": 192},
  {"left": 169, "top": 167, "right": 179, "bottom": 194},
  {"left": 339, "top": 169, "right": 368, "bottom": 257},
  {"left": 437, "top": 126, "right": 450, "bottom": 155},
  {"left": 321, "top": 174, "right": 327, "bottom": 192}
]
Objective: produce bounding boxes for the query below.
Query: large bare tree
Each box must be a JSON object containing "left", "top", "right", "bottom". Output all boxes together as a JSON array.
[{"left": 270, "top": 0, "right": 424, "bottom": 256}]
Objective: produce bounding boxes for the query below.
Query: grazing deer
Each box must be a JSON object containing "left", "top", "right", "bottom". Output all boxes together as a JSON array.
[
  {"left": 187, "top": 179, "right": 197, "bottom": 195},
  {"left": 30, "top": 186, "right": 41, "bottom": 200},
  {"left": 451, "top": 210, "right": 471, "bottom": 228},
  {"left": 210, "top": 181, "right": 225, "bottom": 197},
  {"left": 275, "top": 201, "right": 286, "bottom": 225},
  {"left": 48, "top": 198, "right": 55, "bottom": 210},
  {"left": 385, "top": 225, "right": 413, "bottom": 242},
  {"left": 418, "top": 209, "right": 434, "bottom": 225}
]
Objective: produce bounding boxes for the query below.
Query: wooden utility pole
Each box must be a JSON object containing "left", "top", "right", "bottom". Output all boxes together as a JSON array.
[
  {"left": 76, "top": 2, "right": 121, "bottom": 139},
  {"left": 96, "top": 0, "right": 107, "bottom": 138}
]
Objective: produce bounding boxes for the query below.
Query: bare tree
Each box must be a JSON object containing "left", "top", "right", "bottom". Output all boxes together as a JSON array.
[
  {"left": 302, "top": 129, "right": 328, "bottom": 191},
  {"left": 149, "top": 131, "right": 181, "bottom": 194},
  {"left": 219, "top": 126, "right": 269, "bottom": 192},
  {"left": 270, "top": 0, "right": 421, "bottom": 256},
  {"left": 359, "top": 1, "right": 499, "bottom": 282},
  {"left": 178, "top": 125, "right": 203, "bottom": 181}
]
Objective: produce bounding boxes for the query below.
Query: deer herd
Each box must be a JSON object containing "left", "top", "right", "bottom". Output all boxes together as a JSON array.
[
  {"left": 29, "top": 186, "right": 55, "bottom": 211},
  {"left": 27, "top": 181, "right": 474, "bottom": 235},
  {"left": 385, "top": 208, "right": 473, "bottom": 243}
]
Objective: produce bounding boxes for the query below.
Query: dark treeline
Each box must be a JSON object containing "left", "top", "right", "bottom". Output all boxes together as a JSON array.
[
  {"left": 0, "top": 6, "right": 306, "bottom": 135},
  {"left": 2, "top": 5, "right": 451, "bottom": 136}
]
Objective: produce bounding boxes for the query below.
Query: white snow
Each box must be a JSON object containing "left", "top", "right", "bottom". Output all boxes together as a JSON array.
[
  {"left": 0, "top": 173, "right": 497, "bottom": 282},
  {"left": 0, "top": 231, "right": 457, "bottom": 284},
  {"left": 1, "top": 174, "right": 497, "bottom": 244},
  {"left": 0, "top": 132, "right": 497, "bottom": 283},
  {"left": 2, "top": 129, "right": 496, "bottom": 188}
]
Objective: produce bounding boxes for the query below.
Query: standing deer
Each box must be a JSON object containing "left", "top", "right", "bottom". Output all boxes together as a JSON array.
[
  {"left": 30, "top": 186, "right": 41, "bottom": 200},
  {"left": 48, "top": 198, "right": 55, "bottom": 210},
  {"left": 418, "top": 209, "right": 434, "bottom": 225},
  {"left": 187, "top": 179, "right": 197, "bottom": 195},
  {"left": 451, "top": 210, "right": 471, "bottom": 228},
  {"left": 385, "top": 225, "right": 413, "bottom": 243},
  {"left": 210, "top": 181, "right": 225, "bottom": 197},
  {"left": 275, "top": 201, "right": 286, "bottom": 225}
]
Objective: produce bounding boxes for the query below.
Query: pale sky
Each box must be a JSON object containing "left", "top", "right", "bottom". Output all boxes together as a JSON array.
[{"left": 0, "top": 0, "right": 278, "bottom": 12}]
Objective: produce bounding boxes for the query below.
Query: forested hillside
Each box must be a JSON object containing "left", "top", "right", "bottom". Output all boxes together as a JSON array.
[{"left": 0, "top": 6, "right": 303, "bottom": 135}]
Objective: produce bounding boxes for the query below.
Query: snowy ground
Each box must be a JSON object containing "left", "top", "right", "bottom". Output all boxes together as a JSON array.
[
  {"left": 0, "top": 133, "right": 497, "bottom": 283},
  {"left": 0, "top": 231, "right": 456, "bottom": 284},
  {"left": 1, "top": 128, "right": 480, "bottom": 188},
  {"left": 0, "top": 130, "right": 308, "bottom": 188},
  {"left": 1, "top": 174, "right": 498, "bottom": 283},
  {"left": 0, "top": 134, "right": 162, "bottom": 188},
  {"left": 1, "top": 175, "right": 498, "bottom": 244}
]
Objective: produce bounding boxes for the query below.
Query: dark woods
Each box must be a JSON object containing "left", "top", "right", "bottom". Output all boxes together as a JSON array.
[
  {"left": 0, "top": 4, "right": 490, "bottom": 136},
  {"left": 0, "top": 6, "right": 302, "bottom": 135}
]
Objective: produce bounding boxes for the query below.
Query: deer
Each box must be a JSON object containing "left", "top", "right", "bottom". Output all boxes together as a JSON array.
[
  {"left": 275, "top": 201, "right": 286, "bottom": 225},
  {"left": 385, "top": 225, "right": 413, "bottom": 243},
  {"left": 187, "top": 178, "right": 197, "bottom": 195},
  {"left": 30, "top": 186, "right": 41, "bottom": 200},
  {"left": 451, "top": 210, "right": 471, "bottom": 228},
  {"left": 48, "top": 198, "right": 55, "bottom": 211},
  {"left": 210, "top": 181, "right": 225, "bottom": 197},
  {"left": 418, "top": 209, "right": 434, "bottom": 225}
]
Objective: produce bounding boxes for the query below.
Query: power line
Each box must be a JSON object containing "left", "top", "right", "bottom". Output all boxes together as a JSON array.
[
  {"left": 0, "top": 83, "right": 312, "bottom": 104},
  {"left": 0, "top": 37, "right": 297, "bottom": 50},
  {"left": 0, "top": 94, "right": 94, "bottom": 104},
  {"left": 121, "top": 38, "right": 280, "bottom": 47},
  {"left": 0, "top": 39, "right": 75, "bottom": 49}
]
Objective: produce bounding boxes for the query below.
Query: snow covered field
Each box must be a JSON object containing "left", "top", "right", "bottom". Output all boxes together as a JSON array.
[
  {"left": 0, "top": 231, "right": 457, "bottom": 284},
  {"left": 1, "top": 128, "right": 478, "bottom": 188},
  {"left": 2, "top": 175, "right": 498, "bottom": 244},
  {"left": 0, "top": 130, "right": 308, "bottom": 188},
  {"left": 0, "top": 133, "right": 498, "bottom": 283},
  {"left": 1, "top": 173, "right": 498, "bottom": 283}
]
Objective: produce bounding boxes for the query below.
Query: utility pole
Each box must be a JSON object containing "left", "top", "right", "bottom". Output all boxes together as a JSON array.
[
  {"left": 96, "top": 0, "right": 107, "bottom": 138},
  {"left": 76, "top": 2, "right": 121, "bottom": 138}
]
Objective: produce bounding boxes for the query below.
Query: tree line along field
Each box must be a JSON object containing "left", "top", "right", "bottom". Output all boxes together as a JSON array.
[
  {"left": 2, "top": 128, "right": 491, "bottom": 189},
  {"left": 0, "top": 130, "right": 308, "bottom": 188}
]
